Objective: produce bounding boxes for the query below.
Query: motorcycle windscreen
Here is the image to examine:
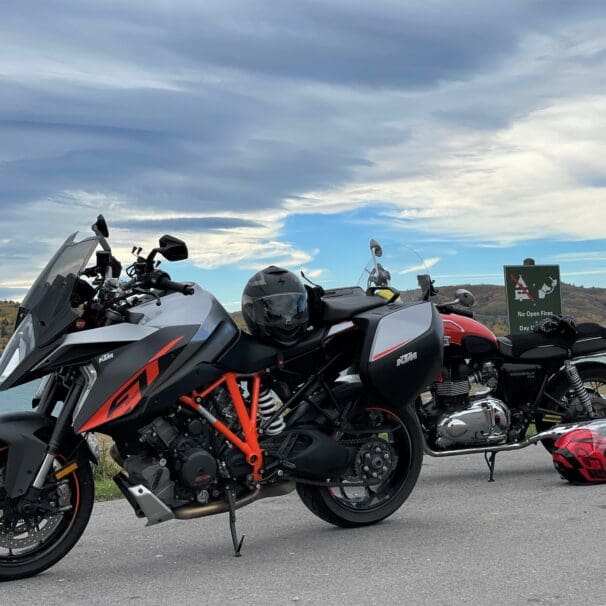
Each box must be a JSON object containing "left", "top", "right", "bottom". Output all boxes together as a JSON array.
[
  {"left": 0, "top": 233, "right": 99, "bottom": 390},
  {"left": 357, "top": 238, "right": 428, "bottom": 302}
]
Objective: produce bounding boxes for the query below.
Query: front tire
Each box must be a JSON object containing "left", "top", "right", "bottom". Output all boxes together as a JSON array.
[
  {"left": 297, "top": 404, "right": 423, "bottom": 528},
  {"left": 0, "top": 447, "right": 94, "bottom": 582}
]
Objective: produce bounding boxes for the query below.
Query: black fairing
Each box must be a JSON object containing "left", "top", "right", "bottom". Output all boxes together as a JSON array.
[
  {"left": 1, "top": 342, "right": 63, "bottom": 390},
  {"left": 73, "top": 326, "right": 198, "bottom": 432},
  {"left": 355, "top": 302, "right": 443, "bottom": 403},
  {"left": 74, "top": 292, "right": 240, "bottom": 433}
]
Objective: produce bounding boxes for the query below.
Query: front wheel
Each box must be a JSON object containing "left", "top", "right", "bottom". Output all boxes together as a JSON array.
[
  {"left": 297, "top": 403, "right": 423, "bottom": 528},
  {"left": 0, "top": 446, "right": 94, "bottom": 582},
  {"left": 535, "top": 363, "right": 606, "bottom": 452}
]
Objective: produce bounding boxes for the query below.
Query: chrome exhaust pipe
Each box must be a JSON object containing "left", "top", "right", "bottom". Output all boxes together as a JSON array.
[
  {"left": 173, "top": 481, "right": 296, "bottom": 520},
  {"left": 423, "top": 420, "right": 596, "bottom": 458}
]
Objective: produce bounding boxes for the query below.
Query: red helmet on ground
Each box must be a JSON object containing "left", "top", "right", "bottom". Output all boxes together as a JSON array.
[{"left": 552, "top": 421, "right": 606, "bottom": 484}]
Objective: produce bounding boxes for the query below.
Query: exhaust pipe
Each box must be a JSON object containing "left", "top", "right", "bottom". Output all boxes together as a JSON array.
[
  {"left": 173, "top": 481, "right": 296, "bottom": 520},
  {"left": 423, "top": 420, "right": 596, "bottom": 458}
]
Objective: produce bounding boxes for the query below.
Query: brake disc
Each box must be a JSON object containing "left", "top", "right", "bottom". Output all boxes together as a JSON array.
[
  {"left": 0, "top": 466, "right": 67, "bottom": 550},
  {"left": 0, "top": 514, "right": 64, "bottom": 550}
]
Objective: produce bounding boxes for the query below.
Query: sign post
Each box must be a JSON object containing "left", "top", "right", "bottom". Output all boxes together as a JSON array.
[{"left": 504, "top": 264, "right": 562, "bottom": 333}]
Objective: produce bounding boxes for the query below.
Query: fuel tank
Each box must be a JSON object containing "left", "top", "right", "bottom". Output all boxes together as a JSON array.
[{"left": 441, "top": 313, "right": 498, "bottom": 357}]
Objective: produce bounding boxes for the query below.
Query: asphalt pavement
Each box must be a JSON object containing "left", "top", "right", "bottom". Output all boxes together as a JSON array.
[{"left": 3, "top": 446, "right": 605, "bottom": 606}]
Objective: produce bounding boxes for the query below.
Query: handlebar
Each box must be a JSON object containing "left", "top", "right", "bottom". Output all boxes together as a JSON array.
[
  {"left": 152, "top": 273, "right": 195, "bottom": 295},
  {"left": 436, "top": 303, "right": 474, "bottom": 318}
]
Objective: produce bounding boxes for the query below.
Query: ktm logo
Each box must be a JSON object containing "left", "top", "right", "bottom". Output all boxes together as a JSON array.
[{"left": 396, "top": 351, "right": 418, "bottom": 367}]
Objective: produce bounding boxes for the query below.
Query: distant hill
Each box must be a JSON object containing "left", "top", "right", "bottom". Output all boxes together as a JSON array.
[
  {"left": 2, "top": 282, "right": 606, "bottom": 351},
  {"left": 0, "top": 301, "right": 18, "bottom": 352},
  {"left": 410, "top": 283, "right": 606, "bottom": 336}
]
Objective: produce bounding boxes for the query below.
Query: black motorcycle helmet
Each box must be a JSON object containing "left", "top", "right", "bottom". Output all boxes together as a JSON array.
[{"left": 241, "top": 266, "right": 309, "bottom": 346}]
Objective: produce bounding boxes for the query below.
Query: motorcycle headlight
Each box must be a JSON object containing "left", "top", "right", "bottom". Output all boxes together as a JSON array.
[{"left": 0, "top": 315, "right": 36, "bottom": 386}]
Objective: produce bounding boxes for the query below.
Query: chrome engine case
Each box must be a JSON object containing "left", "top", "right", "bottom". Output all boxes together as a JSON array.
[{"left": 435, "top": 396, "right": 510, "bottom": 448}]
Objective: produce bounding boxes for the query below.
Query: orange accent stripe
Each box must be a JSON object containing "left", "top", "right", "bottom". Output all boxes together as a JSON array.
[
  {"left": 149, "top": 336, "right": 184, "bottom": 363},
  {"left": 55, "top": 454, "right": 81, "bottom": 533},
  {"left": 372, "top": 340, "right": 410, "bottom": 361},
  {"left": 78, "top": 336, "right": 184, "bottom": 433},
  {"left": 55, "top": 462, "right": 78, "bottom": 480}
]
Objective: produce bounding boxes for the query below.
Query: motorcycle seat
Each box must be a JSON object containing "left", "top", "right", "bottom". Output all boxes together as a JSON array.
[
  {"left": 321, "top": 294, "right": 387, "bottom": 324},
  {"left": 498, "top": 323, "right": 606, "bottom": 360},
  {"left": 219, "top": 329, "right": 325, "bottom": 374}
]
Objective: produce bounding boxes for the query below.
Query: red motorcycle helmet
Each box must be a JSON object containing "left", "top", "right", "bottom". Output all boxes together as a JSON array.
[{"left": 552, "top": 421, "right": 606, "bottom": 484}]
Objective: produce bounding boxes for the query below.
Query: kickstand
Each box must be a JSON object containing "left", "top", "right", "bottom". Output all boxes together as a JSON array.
[
  {"left": 484, "top": 451, "right": 497, "bottom": 482},
  {"left": 226, "top": 486, "right": 245, "bottom": 557}
]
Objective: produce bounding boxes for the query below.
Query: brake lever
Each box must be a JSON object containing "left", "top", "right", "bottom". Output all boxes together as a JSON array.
[{"left": 131, "top": 287, "right": 162, "bottom": 306}]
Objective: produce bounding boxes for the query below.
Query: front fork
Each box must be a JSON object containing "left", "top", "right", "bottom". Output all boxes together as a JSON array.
[{"left": 30, "top": 373, "right": 85, "bottom": 493}]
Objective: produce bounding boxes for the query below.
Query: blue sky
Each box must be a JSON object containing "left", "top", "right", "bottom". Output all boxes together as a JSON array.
[{"left": 1, "top": 1, "right": 606, "bottom": 310}]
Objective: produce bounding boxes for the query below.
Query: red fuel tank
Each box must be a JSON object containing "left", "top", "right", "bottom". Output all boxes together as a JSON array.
[{"left": 440, "top": 313, "right": 498, "bottom": 356}]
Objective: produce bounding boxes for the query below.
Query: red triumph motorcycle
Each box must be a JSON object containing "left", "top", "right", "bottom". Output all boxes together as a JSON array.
[{"left": 353, "top": 239, "right": 606, "bottom": 480}]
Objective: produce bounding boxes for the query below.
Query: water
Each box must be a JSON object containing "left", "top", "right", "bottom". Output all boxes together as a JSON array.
[{"left": 0, "top": 381, "right": 38, "bottom": 414}]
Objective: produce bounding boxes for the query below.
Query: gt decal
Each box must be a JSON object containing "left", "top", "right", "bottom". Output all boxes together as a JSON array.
[{"left": 77, "top": 336, "right": 183, "bottom": 433}]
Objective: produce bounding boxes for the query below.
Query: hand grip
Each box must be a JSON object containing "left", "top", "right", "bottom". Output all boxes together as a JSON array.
[{"left": 155, "top": 274, "right": 194, "bottom": 295}]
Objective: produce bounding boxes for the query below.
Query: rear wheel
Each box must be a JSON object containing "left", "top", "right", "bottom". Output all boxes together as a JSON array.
[
  {"left": 0, "top": 446, "right": 94, "bottom": 582},
  {"left": 535, "top": 363, "right": 606, "bottom": 452},
  {"left": 296, "top": 404, "right": 422, "bottom": 528}
]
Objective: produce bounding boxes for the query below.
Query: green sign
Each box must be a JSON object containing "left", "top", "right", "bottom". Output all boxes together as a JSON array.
[{"left": 504, "top": 265, "right": 562, "bottom": 334}]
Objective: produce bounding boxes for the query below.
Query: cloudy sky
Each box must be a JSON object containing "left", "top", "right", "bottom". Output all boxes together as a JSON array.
[{"left": 1, "top": 0, "right": 606, "bottom": 308}]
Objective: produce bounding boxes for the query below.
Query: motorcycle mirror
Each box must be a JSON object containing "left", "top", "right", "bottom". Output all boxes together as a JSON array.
[
  {"left": 158, "top": 234, "right": 188, "bottom": 261},
  {"left": 417, "top": 274, "right": 438, "bottom": 300},
  {"left": 369, "top": 238, "right": 383, "bottom": 258},
  {"left": 455, "top": 288, "right": 475, "bottom": 308},
  {"left": 92, "top": 214, "right": 109, "bottom": 238}
]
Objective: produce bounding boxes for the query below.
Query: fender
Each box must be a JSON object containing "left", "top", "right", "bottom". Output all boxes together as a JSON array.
[
  {"left": 0, "top": 412, "right": 97, "bottom": 499},
  {"left": 0, "top": 412, "right": 53, "bottom": 499}
]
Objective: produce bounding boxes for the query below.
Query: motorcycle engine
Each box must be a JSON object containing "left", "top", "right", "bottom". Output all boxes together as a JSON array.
[
  {"left": 426, "top": 362, "right": 511, "bottom": 448},
  {"left": 122, "top": 415, "right": 218, "bottom": 507},
  {"left": 434, "top": 396, "right": 510, "bottom": 448}
]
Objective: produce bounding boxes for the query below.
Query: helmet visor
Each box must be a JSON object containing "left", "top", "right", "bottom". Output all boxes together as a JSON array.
[{"left": 243, "top": 293, "right": 308, "bottom": 326}]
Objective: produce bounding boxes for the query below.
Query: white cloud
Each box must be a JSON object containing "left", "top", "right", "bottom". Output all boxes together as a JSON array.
[
  {"left": 3, "top": 4, "right": 606, "bottom": 294},
  {"left": 293, "top": 94, "right": 606, "bottom": 244},
  {"left": 399, "top": 256, "right": 440, "bottom": 275},
  {"left": 550, "top": 251, "right": 606, "bottom": 263}
]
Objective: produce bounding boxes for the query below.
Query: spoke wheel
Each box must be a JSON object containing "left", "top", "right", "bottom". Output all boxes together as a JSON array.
[
  {"left": 297, "top": 403, "right": 422, "bottom": 527},
  {"left": 0, "top": 445, "right": 94, "bottom": 582},
  {"left": 535, "top": 363, "right": 606, "bottom": 452}
]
